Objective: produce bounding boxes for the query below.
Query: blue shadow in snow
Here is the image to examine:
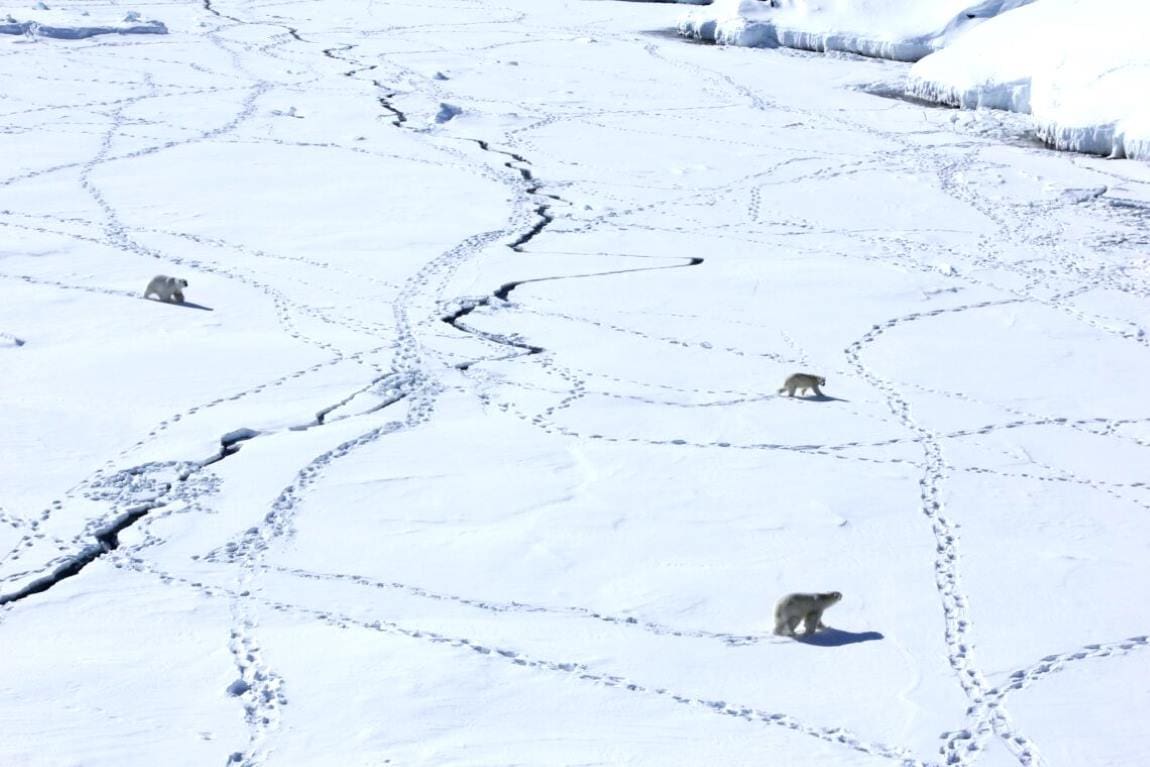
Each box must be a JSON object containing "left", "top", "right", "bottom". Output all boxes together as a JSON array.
[
  {"left": 150, "top": 299, "right": 214, "bottom": 311},
  {"left": 795, "top": 628, "right": 884, "bottom": 647},
  {"left": 789, "top": 394, "right": 851, "bottom": 403}
]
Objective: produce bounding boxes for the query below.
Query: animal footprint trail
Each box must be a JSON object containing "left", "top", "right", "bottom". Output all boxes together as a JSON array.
[
  {"left": 496, "top": 392, "right": 923, "bottom": 466},
  {"left": 5, "top": 208, "right": 380, "bottom": 361},
  {"left": 0, "top": 342, "right": 399, "bottom": 582},
  {"left": 844, "top": 315, "right": 1005, "bottom": 767},
  {"left": 124, "top": 559, "right": 929, "bottom": 767},
  {"left": 0, "top": 270, "right": 143, "bottom": 302},
  {"left": 992, "top": 635, "right": 1150, "bottom": 704},
  {"left": 118, "top": 344, "right": 397, "bottom": 460},
  {"left": 226, "top": 611, "right": 287, "bottom": 767},
  {"left": 902, "top": 380, "right": 1150, "bottom": 452},
  {"left": 15, "top": 88, "right": 371, "bottom": 365},
  {"left": 264, "top": 564, "right": 763, "bottom": 646},
  {"left": 308, "top": 608, "right": 927, "bottom": 765},
  {"left": 205, "top": 418, "right": 407, "bottom": 565}
]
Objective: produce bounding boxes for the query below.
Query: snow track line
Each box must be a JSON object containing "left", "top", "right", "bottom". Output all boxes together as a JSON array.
[
  {"left": 844, "top": 304, "right": 1039, "bottom": 766},
  {"left": 204, "top": 412, "right": 412, "bottom": 565},
  {"left": 991, "top": 635, "right": 1150, "bottom": 704},
  {"left": 512, "top": 289, "right": 796, "bottom": 364},
  {"left": 265, "top": 563, "right": 764, "bottom": 646},
  {"left": 56, "top": 77, "right": 384, "bottom": 377},
  {"left": 0, "top": 224, "right": 403, "bottom": 456},
  {"left": 225, "top": 611, "right": 287, "bottom": 767},
  {"left": 0, "top": 209, "right": 404, "bottom": 341},
  {"left": 118, "top": 557, "right": 930, "bottom": 767},
  {"left": 651, "top": 33, "right": 1150, "bottom": 363},
  {"left": 298, "top": 611, "right": 931, "bottom": 767},
  {"left": 4, "top": 211, "right": 381, "bottom": 362}
]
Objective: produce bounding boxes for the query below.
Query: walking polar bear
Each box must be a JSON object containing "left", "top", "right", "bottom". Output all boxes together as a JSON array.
[
  {"left": 773, "top": 591, "right": 842, "bottom": 637},
  {"left": 778, "top": 372, "right": 826, "bottom": 398},
  {"left": 144, "top": 275, "right": 188, "bottom": 304}
]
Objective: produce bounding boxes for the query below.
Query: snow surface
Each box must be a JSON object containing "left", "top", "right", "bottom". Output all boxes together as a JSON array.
[
  {"left": 2, "top": 0, "right": 1150, "bottom": 766},
  {"left": 907, "top": 0, "right": 1150, "bottom": 160},
  {"left": 1, "top": 5, "right": 166, "bottom": 38}
]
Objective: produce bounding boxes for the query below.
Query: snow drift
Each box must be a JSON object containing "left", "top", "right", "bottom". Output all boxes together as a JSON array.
[
  {"left": 677, "top": 0, "right": 1031, "bottom": 61},
  {"left": 907, "top": 0, "right": 1150, "bottom": 160}
]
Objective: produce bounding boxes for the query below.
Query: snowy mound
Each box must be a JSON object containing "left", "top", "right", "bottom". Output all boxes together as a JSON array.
[
  {"left": 1, "top": 5, "right": 167, "bottom": 38},
  {"left": 678, "top": 0, "right": 1030, "bottom": 61},
  {"left": 908, "top": 0, "right": 1150, "bottom": 160}
]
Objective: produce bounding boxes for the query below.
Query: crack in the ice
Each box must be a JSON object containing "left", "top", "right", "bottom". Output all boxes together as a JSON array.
[
  {"left": 201, "top": 0, "right": 243, "bottom": 25},
  {"left": 372, "top": 81, "right": 408, "bottom": 128},
  {"left": 432, "top": 138, "right": 705, "bottom": 368},
  {"left": 0, "top": 433, "right": 257, "bottom": 607},
  {"left": 0, "top": 503, "right": 158, "bottom": 607}
]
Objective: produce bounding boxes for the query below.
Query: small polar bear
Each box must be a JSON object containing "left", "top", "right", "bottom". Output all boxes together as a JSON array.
[
  {"left": 779, "top": 372, "right": 826, "bottom": 398},
  {"left": 774, "top": 591, "right": 842, "bottom": 637},
  {"left": 144, "top": 274, "right": 189, "bottom": 304}
]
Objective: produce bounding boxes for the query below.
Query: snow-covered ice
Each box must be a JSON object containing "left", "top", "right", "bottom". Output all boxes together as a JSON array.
[
  {"left": 677, "top": 0, "right": 1031, "bottom": 60},
  {"left": 2, "top": 0, "right": 1149, "bottom": 765},
  {"left": 1, "top": 5, "right": 166, "bottom": 38},
  {"left": 908, "top": 0, "right": 1150, "bottom": 160},
  {"left": 679, "top": 0, "right": 1150, "bottom": 161}
]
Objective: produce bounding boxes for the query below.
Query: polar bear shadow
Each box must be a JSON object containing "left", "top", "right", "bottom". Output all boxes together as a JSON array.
[
  {"left": 789, "top": 393, "right": 851, "bottom": 403},
  {"left": 148, "top": 298, "right": 214, "bottom": 311},
  {"left": 795, "top": 628, "right": 883, "bottom": 647}
]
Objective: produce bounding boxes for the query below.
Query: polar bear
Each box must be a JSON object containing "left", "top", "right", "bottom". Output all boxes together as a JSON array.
[
  {"left": 144, "top": 275, "right": 188, "bottom": 304},
  {"left": 778, "top": 373, "right": 826, "bottom": 398},
  {"left": 773, "top": 591, "right": 842, "bottom": 637}
]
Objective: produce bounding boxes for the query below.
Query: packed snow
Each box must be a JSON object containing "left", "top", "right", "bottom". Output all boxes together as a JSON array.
[{"left": 2, "top": 0, "right": 1150, "bottom": 766}]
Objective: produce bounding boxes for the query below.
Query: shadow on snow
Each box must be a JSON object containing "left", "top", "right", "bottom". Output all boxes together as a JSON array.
[
  {"left": 786, "top": 394, "right": 851, "bottom": 403},
  {"left": 146, "top": 299, "right": 214, "bottom": 311},
  {"left": 796, "top": 628, "right": 884, "bottom": 647}
]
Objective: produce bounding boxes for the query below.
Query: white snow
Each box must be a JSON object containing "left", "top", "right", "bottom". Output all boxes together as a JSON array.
[
  {"left": 2, "top": 0, "right": 1150, "bottom": 765},
  {"left": 908, "top": 0, "right": 1150, "bottom": 160}
]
